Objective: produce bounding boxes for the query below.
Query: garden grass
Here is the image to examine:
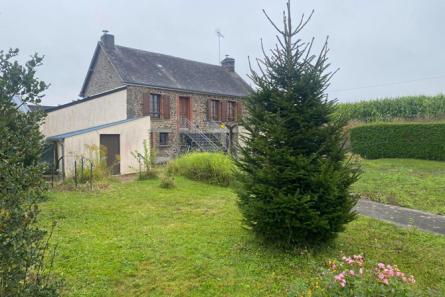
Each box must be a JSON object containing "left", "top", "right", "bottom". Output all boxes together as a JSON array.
[
  {"left": 40, "top": 177, "right": 445, "bottom": 297},
  {"left": 353, "top": 158, "right": 445, "bottom": 215}
]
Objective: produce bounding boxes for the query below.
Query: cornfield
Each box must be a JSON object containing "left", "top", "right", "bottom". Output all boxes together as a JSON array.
[{"left": 334, "top": 94, "right": 445, "bottom": 123}]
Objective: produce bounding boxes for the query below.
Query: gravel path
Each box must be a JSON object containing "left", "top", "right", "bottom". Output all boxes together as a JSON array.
[{"left": 355, "top": 199, "right": 445, "bottom": 235}]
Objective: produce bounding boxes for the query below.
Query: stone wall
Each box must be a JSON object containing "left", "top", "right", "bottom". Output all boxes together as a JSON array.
[
  {"left": 83, "top": 47, "right": 123, "bottom": 97},
  {"left": 126, "top": 85, "right": 244, "bottom": 160}
]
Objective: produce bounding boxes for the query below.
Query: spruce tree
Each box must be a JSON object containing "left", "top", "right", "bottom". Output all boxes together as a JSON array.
[{"left": 236, "top": 1, "right": 359, "bottom": 246}]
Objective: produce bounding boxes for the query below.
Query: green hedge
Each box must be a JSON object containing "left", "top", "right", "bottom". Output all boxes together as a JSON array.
[
  {"left": 335, "top": 95, "right": 445, "bottom": 122},
  {"left": 350, "top": 123, "right": 445, "bottom": 160},
  {"left": 167, "top": 152, "right": 236, "bottom": 186}
]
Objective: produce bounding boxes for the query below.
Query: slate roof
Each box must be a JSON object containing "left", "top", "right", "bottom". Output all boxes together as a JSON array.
[
  {"left": 46, "top": 117, "right": 141, "bottom": 141},
  {"left": 80, "top": 41, "right": 252, "bottom": 98}
]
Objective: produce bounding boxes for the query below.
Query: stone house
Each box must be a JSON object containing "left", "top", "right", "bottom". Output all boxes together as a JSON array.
[{"left": 41, "top": 33, "right": 251, "bottom": 176}]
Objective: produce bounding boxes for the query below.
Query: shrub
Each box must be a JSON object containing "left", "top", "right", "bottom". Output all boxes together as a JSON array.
[
  {"left": 350, "top": 122, "right": 445, "bottom": 160},
  {"left": 236, "top": 2, "right": 359, "bottom": 247},
  {"left": 73, "top": 144, "right": 111, "bottom": 184},
  {"left": 334, "top": 95, "right": 445, "bottom": 123},
  {"left": 132, "top": 140, "right": 157, "bottom": 180},
  {"left": 160, "top": 173, "right": 175, "bottom": 189},
  {"left": 0, "top": 49, "right": 61, "bottom": 296},
  {"left": 301, "top": 255, "right": 420, "bottom": 297},
  {"left": 168, "top": 152, "right": 235, "bottom": 186}
]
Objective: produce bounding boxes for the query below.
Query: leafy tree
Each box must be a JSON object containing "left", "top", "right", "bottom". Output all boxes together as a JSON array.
[
  {"left": 236, "top": 2, "right": 359, "bottom": 246},
  {"left": 0, "top": 49, "right": 60, "bottom": 296}
]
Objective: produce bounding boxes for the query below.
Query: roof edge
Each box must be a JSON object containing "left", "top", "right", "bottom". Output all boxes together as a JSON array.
[
  {"left": 79, "top": 42, "right": 125, "bottom": 97},
  {"left": 48, "top": 86, "right": 127, "bottom": 113},
  {"left": 46, "top": 116, "right": 150, "bottom": 141},
  {"left": 123, "top": 81, "right": 250, "bottom": 98}
]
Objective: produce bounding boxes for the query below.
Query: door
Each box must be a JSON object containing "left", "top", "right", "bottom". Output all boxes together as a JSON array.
[
  {"left": 100, "top": 134, "right": 120, "bottom": 175},
  {"left": 179, "top": 97, "right": 190, "bottom": 128}
]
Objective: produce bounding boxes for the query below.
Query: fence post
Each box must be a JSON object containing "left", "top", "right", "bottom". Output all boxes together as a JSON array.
[
  {"left": 89, "top": 161, "right": 93, "bottom": 190},
  {"left": 51, "top": 163, "right": 54, "bottom": 188},
  {"left": 74, "top": 160, "right": 77, "bottom": 188},
  {"left": 81, "top": 157, "right": 84, "bottom": 181}
]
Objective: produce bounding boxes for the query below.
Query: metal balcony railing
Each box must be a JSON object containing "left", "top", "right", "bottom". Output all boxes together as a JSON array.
[{"left": 180, "top": 117, "right": 227, "bottom": 152}]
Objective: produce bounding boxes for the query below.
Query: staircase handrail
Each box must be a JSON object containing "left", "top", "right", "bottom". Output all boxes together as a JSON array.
[{"left": 181, "top": 118, "right": 222, "bottom": 151}]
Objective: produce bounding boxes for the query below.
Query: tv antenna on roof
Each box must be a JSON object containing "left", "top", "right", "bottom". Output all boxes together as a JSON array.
[{"left": 215, "top": 29, "right": 224, "bottom": 63}]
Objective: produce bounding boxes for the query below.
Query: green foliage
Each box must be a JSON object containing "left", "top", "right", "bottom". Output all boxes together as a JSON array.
[
  {"left": 167, "top": 152, "right": 235, "bottom": 186},
  {"left": 334, "top": 95, "right": 445, "bottom": 123},
  {"left": 350, "top": 122, "right": 445, "bottom": 160},
  {"left": 40, "top": 178, "right": 445, "bottom": 296},
  {"left": 236, "top": 2, "right": 359, "bottom": 247},
  {"left": 73, "top": 144, "right": 111, "bottom": 184},
  {"left": 352, "top": 159, "right": 445, "bottom": 215},
  {"left": 159, "top": 172, "right": 175, "bottom": 189},
  {"left": 0, "top": 49, "right": 60, "bottom": 296},
  {"left": 305, "top": 255, "right": 420, "bottom": 297},
  {"left": 132, "top": 140, "right": 157, "bottom": 180}
]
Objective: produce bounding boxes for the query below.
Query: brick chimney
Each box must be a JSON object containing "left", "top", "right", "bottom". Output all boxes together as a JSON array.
[
  {"left": 221, "top": 55, "right": 235, "bottom": 72},
  {"left": 100, "top": 31, "right": 114, "bottom": 48}
]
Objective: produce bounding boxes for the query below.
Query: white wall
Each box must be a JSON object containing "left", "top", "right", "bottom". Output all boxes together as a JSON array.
[
  {"left": 62, "top": 117, "right": 150, "bottom": 176},
  {"left": 41, "top": 89, "right": 127, "bottom": 137}
]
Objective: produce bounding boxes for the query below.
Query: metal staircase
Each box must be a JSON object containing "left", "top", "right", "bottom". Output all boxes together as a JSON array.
[{"left": 180, "top": 118, "right": 227, "bottom": 152}]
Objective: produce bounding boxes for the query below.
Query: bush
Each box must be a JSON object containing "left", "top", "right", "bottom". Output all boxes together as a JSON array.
[
  {"left": 132, "top": 140, "right": 157, "bottom": 180},
  {"left": 160, "top": 173, "right": 175, "bottom": 189},
  {"left": 167, "top": 152, "right": 235, "bottom": 186},
  {"left": 334, "top": 95, "right": 445, "bottom": 123},
  {"left": 298, "top": 255, "right": 420, "bottom": 297},
  {"left": 73, "top": 144, "right": 111, "bottom": 184},
  {"left": 0, "top": 49, "right": 61, "bottom": 296},
  {"left": 350, "top": 123, "right": 445, "bottom": 160}
]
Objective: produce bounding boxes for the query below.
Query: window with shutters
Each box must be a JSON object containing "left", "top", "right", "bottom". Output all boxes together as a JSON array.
[
  {"left": 150, "top": 94, "right": 161, "bottom": 118},
  {"left": 227, "top": 101, "right": 236, "bottom": 122},
  {"left": 159, "top": 132, "right": 169, "bottom": 146},
  {"left": 210, "top": 99, "right": 220, "bottom": 121}
]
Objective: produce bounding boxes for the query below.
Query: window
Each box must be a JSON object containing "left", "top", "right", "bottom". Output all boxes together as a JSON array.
[
  {"left": 159, "top": 132, "right": 169, "bottom": 146},
  {"left": 228, "top": 101, "right": 236, "bottom": 122},
  {"left": 210, "top": 99, "right": 220, "bottom": 121},
  {"left": 150, "top": 94, "right": 161, "bottom": 118}
]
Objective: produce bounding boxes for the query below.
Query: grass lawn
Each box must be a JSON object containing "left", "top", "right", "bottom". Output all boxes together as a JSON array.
[
  {"left": 40, "top": 177, "right": 445, "bottom": 296},
  {"left": 353, "top": 158, "right": 445, "bottom": 214}
]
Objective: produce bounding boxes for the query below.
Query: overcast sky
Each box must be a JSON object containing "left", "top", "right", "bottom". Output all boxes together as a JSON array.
[{"left": 2, "top": 0, "right": 445, "bottom": 106}]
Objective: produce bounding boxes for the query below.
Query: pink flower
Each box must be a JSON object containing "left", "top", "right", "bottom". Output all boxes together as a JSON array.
[
  {"left": 349, "top": 270, "right": 355, "bottom": 276},
  {"left": 377, "top": 263, "right": 385, "bottom": 269},
  {"left": 334, "top": 272, "right": 347, "bottom": 287}
]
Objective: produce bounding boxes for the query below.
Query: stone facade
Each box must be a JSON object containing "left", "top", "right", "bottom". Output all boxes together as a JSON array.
[
  {"left": 83, "top": 48, "right": 123, "bottom": 97},
  {"left": 126, "top": 85, "right": 244, "bottom": 160}
]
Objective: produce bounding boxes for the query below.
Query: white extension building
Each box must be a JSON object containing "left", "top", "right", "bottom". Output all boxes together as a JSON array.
[{"left": 41, "top": 89, "right": 150, "bottom": 176}]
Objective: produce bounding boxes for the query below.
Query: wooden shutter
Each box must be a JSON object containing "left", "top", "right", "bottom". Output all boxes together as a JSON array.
[
  {"left": 207, "top": 99, "right": 212, "bottom": 120},
  {"left": 218, "top": 100, "right": 223, "bottom": 121},
  {"left": 162, "top": 95, "right": 170, "bottom": 119},
  {"left": 142, "top": 93, "right": 150, "bottom": 116},
  {"left": 236, "top": 102, "right": 243, "bottom": 121},
  {"left": 221, "top": 101, "right": 228, "bottom": 122}
]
